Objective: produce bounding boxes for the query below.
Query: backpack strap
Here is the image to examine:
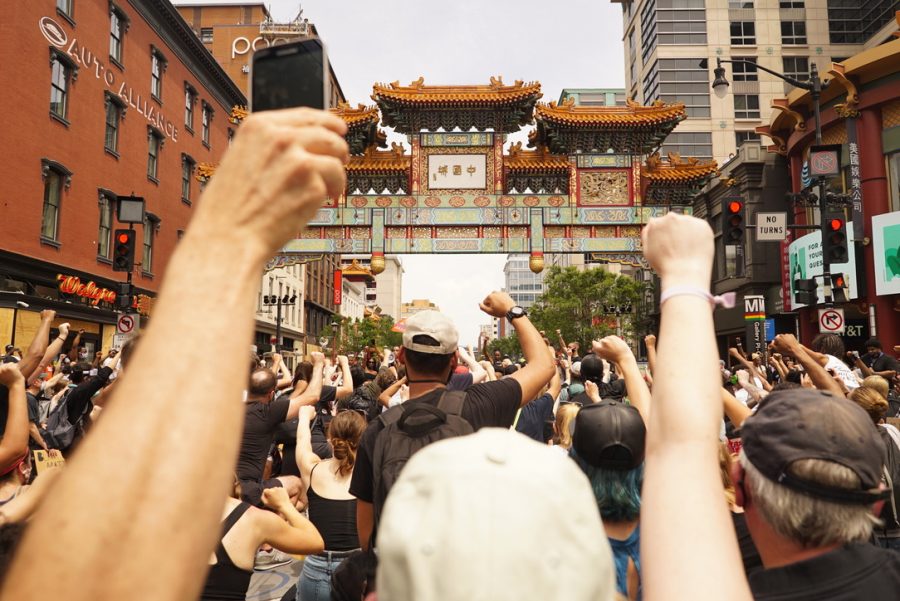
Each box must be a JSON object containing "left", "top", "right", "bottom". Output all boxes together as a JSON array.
[
  {"left": 883, "top": 464, "right": 898, "bottom": 527},
  {"left": 436, "top": 390, "right": 466, "bottom": 417}
]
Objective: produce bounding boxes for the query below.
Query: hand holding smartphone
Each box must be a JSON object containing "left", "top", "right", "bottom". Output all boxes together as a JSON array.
[{"left": 250, "top": 39, "right": 330, "bottom": 112}]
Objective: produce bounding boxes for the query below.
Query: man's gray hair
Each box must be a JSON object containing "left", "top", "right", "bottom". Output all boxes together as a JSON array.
[{"left": 739, "top": 450, "right": 880, "bottom": 547}]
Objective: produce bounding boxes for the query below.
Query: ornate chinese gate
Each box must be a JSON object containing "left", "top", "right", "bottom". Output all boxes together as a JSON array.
[{"left": 233, "top": 78, "right": 718, "bottom": 273}]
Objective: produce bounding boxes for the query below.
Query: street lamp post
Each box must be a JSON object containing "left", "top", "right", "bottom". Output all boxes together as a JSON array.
[
  {"left": 703, "top": 57, "right": 833, "bottom": 305},
  {"left": 262, "top": 293, "right": 297, "bottom": 350}
]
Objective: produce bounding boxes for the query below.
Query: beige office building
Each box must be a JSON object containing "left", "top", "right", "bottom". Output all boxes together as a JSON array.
[{"left": 612, "top": 0, "right": 899, "bottom": 163}]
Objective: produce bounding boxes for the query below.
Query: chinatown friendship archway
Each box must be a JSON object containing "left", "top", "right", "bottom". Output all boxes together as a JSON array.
[{"left": 225, "top": 77, "right": 719, "bottom": 275}]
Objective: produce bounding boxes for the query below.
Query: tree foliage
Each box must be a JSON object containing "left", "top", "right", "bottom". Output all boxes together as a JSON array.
[
  {"left": 486, "top": 334, "right": 522, "bottom": 360},
  {"left": 528, "top": 266, "right": 645, "bottom": 353},
  {"left": 329, "top": 315, "right": 402, "bottom": 353}
]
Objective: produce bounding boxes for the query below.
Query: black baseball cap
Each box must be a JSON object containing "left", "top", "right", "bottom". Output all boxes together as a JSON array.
[
  {"left": 572, "top": 400, "right": 645, "bottom": 471},
  {"left": 579, "top": 354, "right": 604, "bottom": 384},
  {"left": 741, "top": 389, "right": 888, "bottom": 505}
]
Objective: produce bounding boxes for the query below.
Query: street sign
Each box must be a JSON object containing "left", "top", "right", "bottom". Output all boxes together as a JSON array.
[
  {"left": 756, "top": 212, "right": 787, "bottom": 241},
  {"left": 744, "top": 295, "right": 766, "bottom": 356},
  {"left": 818, "top": 308, "right": 845, "bottom": 334},
  {"left": 112, "top": 333, "right": 131, "bottom": 349},
  {"left": 116, "top": 313, "right": 139, "bottom": 335}
]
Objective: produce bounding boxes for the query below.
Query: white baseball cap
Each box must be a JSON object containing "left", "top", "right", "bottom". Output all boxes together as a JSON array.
[
  {"left": 377, "top": 428, "right": 616, "bottom": 601},
  {"left": 401, "top": 310, "right": 459, "bottom": 355}
]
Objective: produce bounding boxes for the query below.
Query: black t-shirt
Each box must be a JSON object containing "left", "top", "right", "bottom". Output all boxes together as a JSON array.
[
  {"left": 730, "top": 512, "right": 762, "bottom": 577},
  {"left": 273, "top": 386, "right": 337, "bottom": 476},
  {"left": 25, "top": 392, "right": 40, "bottom": 425},
  {"left": 748, "top": 542, "right": 900, "bottom": 600},
  {"left": 349, "top": 377, "right": 522, "bottom": 504},
  {"left": 236, "top": 396, "right": 290, "bottom": 484},
  {"left": 570, "top": 379, "right": 626, "bottom": 405},
  {"left": 514, "top": 392, "right": 554, "bottom": 443},
  {"left": 870, "top": 352, "right": 900, "bottom": 375},
  {"left": 447, "top": 372, "right": 473, "bottom": 392}
]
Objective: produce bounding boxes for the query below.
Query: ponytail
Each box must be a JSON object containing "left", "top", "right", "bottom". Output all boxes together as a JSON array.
[{"left": 328, "top": 410, "right": 367, "bottom": 477}]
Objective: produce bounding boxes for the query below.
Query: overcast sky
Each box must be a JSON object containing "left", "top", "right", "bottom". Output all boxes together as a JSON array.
[{"left": 266, "top": 0, "right": 627, "bottom": 344}]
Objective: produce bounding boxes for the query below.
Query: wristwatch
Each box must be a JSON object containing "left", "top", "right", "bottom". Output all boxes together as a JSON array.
[{"left": 506, "top": 306, "right": 528, "bottom": 323}]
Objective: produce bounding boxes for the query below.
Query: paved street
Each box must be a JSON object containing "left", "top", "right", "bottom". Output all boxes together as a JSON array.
[{"left": 246, "top": 560, "right": 301, "bottom": 601}]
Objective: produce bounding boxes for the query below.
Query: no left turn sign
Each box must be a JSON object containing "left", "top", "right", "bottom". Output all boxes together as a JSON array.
[
  {"left": 818, "top": 308, "right": 845, "bottom": 334},
  {"left": 116, "top": 314, "right": 138, "bottom": 335}
]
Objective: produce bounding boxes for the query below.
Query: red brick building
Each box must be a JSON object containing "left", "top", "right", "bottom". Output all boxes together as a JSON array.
[{"left": 0, "top": 0, "right": 244, "bottom": 352}]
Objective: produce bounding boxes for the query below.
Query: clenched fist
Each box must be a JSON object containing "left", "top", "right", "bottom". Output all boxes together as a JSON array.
[{"left": 479, "top": 291, "right": 515, "bottom": 318}]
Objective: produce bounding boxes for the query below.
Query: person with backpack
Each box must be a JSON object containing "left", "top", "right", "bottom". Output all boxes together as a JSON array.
[
  {"left": 848, "top": 386, "right": 900, "bottom": 551},
  {"left": 349, "top": 291, "right": 555, "bottom": 554},
  {"left": 43, "top": 354, "right": 119, "bottom": 454}
]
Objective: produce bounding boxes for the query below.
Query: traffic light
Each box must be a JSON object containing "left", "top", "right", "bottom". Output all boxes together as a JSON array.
[
  {"left": 116, "top": 282, "right": 132, "bottom": 310},
  {"left": 830, "top": 273, "right": 849, "bottom": 303},
  {"left": 112, "top": 229, "right": 136, "bottom": 272},
  {"left": 722, "top": 199, "right": 744, "bottom": 244},
  {"left": 794, "top": 278, "right": 818, "bottom": 306},
  {"left": 824, "top": 210, "right": 849, "bottom": 264}
]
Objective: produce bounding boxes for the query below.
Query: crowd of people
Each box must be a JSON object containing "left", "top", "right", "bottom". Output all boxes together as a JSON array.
[{"left": 0, "top": 106, "right": 898, "bottom": 601}]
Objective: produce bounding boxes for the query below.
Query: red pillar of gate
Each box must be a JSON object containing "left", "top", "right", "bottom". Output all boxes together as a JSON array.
[{"left": 857, "top": 107, "right": 899, "bottom": 351}]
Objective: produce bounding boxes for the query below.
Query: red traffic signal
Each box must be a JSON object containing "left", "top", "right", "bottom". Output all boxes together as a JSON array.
[
  {"left": 823, "top": 210, "right": 848, "bottom": 264},
  {"left": 112, "top": 229, "right": 136, "bottom": 273},
  {"left": 722, "top": 198, "right": 745, "bottom": 244}
]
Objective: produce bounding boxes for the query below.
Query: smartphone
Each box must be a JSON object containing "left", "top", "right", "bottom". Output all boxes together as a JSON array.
[{"left": 250, "top": 38, "right": 330, "bottom": 112}]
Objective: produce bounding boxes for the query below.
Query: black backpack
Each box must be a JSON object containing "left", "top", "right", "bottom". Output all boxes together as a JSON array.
[
  {"left": 42, "top": 389, "right": 91, "bottom": 451},
  {"left": 372, "top": 390, "right": 473, "bottom": 523}
]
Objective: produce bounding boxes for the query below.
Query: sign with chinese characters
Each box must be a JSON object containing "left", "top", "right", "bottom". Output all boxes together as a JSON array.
[
  {"left": 420, "top": 132, "right": 492, "bottom": 146},
  {"left": 427, "top": 154, "right": 486, "bottom": 189},
  {"left": 846, "top": 121, "right": 865, "bottom": 240}
]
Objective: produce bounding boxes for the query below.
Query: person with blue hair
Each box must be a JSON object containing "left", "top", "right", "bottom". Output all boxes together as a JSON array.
[{"left": 570, "top": 335, "right": 651, "bottom": 600}]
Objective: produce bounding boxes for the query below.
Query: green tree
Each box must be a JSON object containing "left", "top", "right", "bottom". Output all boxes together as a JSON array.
[
  {"left": 337, "top": 315, "right": 402, "bottom": 353},
  {"left": 529, "top": 266, "right": 645, "bottom": 352},
  {"left": 486, "top": 334, "right": 522, "bottom": 360}
]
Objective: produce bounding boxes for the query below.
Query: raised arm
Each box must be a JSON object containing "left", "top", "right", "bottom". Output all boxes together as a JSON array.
[
  {"left": 334, "top": 355, "right": 353, "bottom": 400},
  {"left": 479, "top": 292, "right": 554, "bottom": 407},
  {"left": 0, "top": 365, "right": 30, "bottom": 471},
  {"left": 773, "top": 334, "right": 845, "bottom": 398},
  {"left": 26, "top": 323, "right": 69, "bottom": 386},
  {"left": 768, "top": 352, "right": 788, "bottom": 381},
  {"left": 271, "top": 353, "right": 293, "bottom": 390},
  {"left": 289, "top": 353, "right": 326, "bottom": 419},
  {"left": 644, "top": 333, "right": 657, "bottom": 378},
  {"left": 640, "top": 213, "right": 751, "bottom": 601},
  {"left": 593, "top": 335, "right": 651, "bottom": 423},
  {"left": 17, "top": 311, "right": 56, "bottom": 379},
  {"left": 258, "top": 487, "right": 324, "bottom": 555},
  {"left": 66, "top": 329, "right": 84, "bottom": 362},
  {"left": 378, "top": 377, "right": 407, "bottom": 408},
  {"left": 2, "top": 107, "right": 348, "bottom": 601},
  {"left": 458, "top": 346, "right": 487, "bottom": 384},
  {"left": 721, "top": 388, "right": 752, "bottom": 430},
  {"left": 294, "top": 405, "right": 322, "bottom": 483}
]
